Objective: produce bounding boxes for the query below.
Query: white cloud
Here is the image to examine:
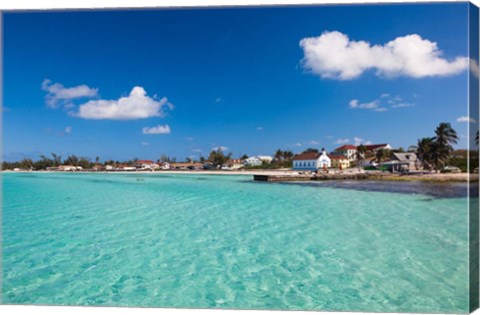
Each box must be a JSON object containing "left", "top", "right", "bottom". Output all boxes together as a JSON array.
[
  {"left": 353, "top": 137, "right": 364, "bottom": 146},
  {"left": 457, "top": 116, "right": 477, "bottom": 123},
  {"left": 141, "top": 142, "right": 150, "bottom": 146},
  {"left": 73, "top": 86, "right": 172, "bottom": 120},
  {"left": 335, "top": 138, "right": 350, "bottom": 144},
  {"left": 306, "top": 140, "right": 319, "bottom": 145},
  {"left": 44, "top": 126, "right": 73, "bottom": 136},
  {"left": 42, "top": 79, "right": 98, "bottom": 108},
  {"left": 291, "top": 142, "right": 303, "bottom": 147},
  {"left": 349, "top": 99, "right": 380, "bottom": 110},
  {"left": 212, "top": 146, "right": 228, "bottom": 151},
  {"left": 354, "top": 137, "right": 375, "bottom": 146},
  {"left": 391, "top": 102, "right": 414, "bottom": 108},
  {"left": 142, "top": 124, "right": 171, "bottom": 135},
  {"left": 349, "top": 94, "right": 414, "bottom": 112},
  {"left": 256, "top": 126, "right": 264, "bottom": 131},
  {"left": 191, "top": 148, "right": 202, "bottom": 153},
  {"left": 300, "top": 31, "right": 468, "bottom": 80}
]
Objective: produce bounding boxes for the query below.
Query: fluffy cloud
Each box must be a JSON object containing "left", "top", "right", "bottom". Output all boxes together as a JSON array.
[
  {"left": 457, "top": 116, "right": 477, "bottom": 123},
  {"left": 353, "top": 137, "right": 373, "bottom": 146},
  {"left": 349, "top": 94, "right": 414, "bottom": 112},
  {"left": 73, "top": 87, "right": 172, "bottom": 120},
  {"left": 349, "top": 99, "right": 381, "bottom": 110},
  {"left": 141, "top": 142, "right": 150, "bottom": 146},
  {"left": 335, "top": 138, "right": 350, "bottom": 144},
  {"left": 142, "top": 124, "right": 171, "bottom": 135},
  {"left": 42, "top": 79, "right": 98, "bottom": 108},
  {"left": 212, "top": 146, "right": 229, "bottom": 151},
  {"left": 306, "top": 140, "right": 319, "bottom": 145},
  {"left": 44, "top": 126, "right": 73, "bottom": 136},
  {"left": 300, "top": 31, "right": 468, "bottom": 80}
]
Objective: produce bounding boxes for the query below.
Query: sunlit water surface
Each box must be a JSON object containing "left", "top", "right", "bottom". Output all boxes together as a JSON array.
[{"left": 2, "top": 173, "right": 473, "bottom": 312}]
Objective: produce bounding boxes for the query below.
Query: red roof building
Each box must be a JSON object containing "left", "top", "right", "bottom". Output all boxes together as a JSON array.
[
  {"left": 334, "top": 145, "right": 357, "bottom": 151},
  {"left": 292, "top": 152, "right": 321, "bottom": 161}
]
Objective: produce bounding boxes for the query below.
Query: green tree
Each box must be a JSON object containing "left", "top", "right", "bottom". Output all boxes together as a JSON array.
[
  {"left": 413, "top": 137, "right": 435, "bottom": 170},
  {"left": 208, "top": 148, "right": 232, "bottom": 168},
  {"left": 64, "top": 155, "right": 79, "bottom": 166},
  {"left": 375, "top": 148, "right": 390, "bottom": 164},
  {"left": 355, "top": 145, "right": 366, "bottom": 170},
  {"left": 303, "top": 148, "right": 319, "bottom": 154},
  {"left": 19, "top": 158, "right": 34, "bottom": 170},
  {"left": 51, "top": 153, "right": 62, "bottom": 166},
  {"left": 78, "top": 157, "right": 93, "bottom": 169},
  {"left": 432, "top": 122, "right": 458, "bottom": 171},
  {"left": 274, "top": 149, "right": 284, "bottom": 163}
]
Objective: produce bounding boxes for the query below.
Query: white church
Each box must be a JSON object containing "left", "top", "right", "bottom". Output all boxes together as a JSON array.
[{"left": 292, "top": 148, "right": 331, "bottom": 171}]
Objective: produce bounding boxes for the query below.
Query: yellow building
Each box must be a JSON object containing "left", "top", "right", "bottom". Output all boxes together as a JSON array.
[{"left": 330, "top": 155, "right": 350, "bottom": 169}]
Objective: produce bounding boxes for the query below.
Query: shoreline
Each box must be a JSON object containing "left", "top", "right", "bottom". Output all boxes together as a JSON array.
[{"left": 3, "top": 169, "right": 478, "bottom": 182}]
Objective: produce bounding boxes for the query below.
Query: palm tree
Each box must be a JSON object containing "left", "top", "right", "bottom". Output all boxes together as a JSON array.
[
  {"left": 375, "top": 148, "right": 389, "bottom": 164},
  {"left": 433, "top": 122, "right": 458, "bottom": 171},
  {"left": 414, "top": 137, "right": 435, "bottom": 170},
  {"left": 283, "top": 150, "right": 294, "bottom": 161},
  {"left": 434, "top": 122, "right": 458, "bottom": 148},
  {"left": 355, "top": 145, "right": 366, "bottom": 170},
  {"left": 274, "top": 149, "right": 284, "bottom": 163},
  {"left": 51, "top": 153, "right": 62, "bottom": 166}
]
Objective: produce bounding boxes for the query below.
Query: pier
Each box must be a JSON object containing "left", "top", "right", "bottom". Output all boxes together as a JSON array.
[{"left": 253, "top": 173, "right": 369, "bottom": 182}]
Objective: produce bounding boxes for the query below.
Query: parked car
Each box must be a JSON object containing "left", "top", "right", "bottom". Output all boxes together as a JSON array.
[{"left": 441, "top": 166, "right": 462, "bottom": 173}]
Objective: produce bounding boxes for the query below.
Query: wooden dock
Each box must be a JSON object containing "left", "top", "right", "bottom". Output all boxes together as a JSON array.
[{"left": 253, "top": 173, "right": 369, "bottom": 182}]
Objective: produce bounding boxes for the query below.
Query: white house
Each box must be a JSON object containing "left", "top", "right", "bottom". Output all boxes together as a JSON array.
[
  {"left": 332, "top": 145, "right": 357, "bottom": 162},
  {"left": 244, "top": 155, "right": 273, "bottom": 166},
  {"left": 292, "top": 149, "right": 331, "bottom": 170},
  {"left": 135, "top": 160, "right": 159, "bottom": 170}
]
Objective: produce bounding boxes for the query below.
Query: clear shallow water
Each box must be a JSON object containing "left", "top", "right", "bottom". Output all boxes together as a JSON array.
[{"left": 2, "top": 173, "right": 471, "bottom": 312}]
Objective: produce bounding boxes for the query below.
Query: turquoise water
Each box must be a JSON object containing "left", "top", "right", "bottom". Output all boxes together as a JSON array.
[{"left": 2, "top": 173, "right": 471, "bottom": 312}]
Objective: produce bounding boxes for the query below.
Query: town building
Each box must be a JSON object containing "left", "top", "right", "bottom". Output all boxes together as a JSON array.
[
  {"left": 391, "top": 152, "right": 418, "bottom": 171},
  {"left": 330, "top": 155, "right": 350, "bottom": 169},
  {"left": 135, "top": 160, "right": 159, "bottom": 170},
  {"left": 292, "top": 149, "right": 331, "bottom": 170},
  {"left": 244, "top": 156, "right": 273, "bottom": 166},
  {"left": 332, "top": 145, "right": 357, "bottom": 162}
]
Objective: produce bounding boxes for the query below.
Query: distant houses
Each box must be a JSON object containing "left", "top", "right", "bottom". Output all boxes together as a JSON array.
[
  {"left": 135, "top": 160, "right": 160, "bottom": 170},
  {"left": 244, "top": 155, "right": 273, "bottom": 166}
]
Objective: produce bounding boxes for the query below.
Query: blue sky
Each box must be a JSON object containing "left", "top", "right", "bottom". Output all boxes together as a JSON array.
[{"left": 2, "top": 3, "right": 476, "bottom": 162}]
